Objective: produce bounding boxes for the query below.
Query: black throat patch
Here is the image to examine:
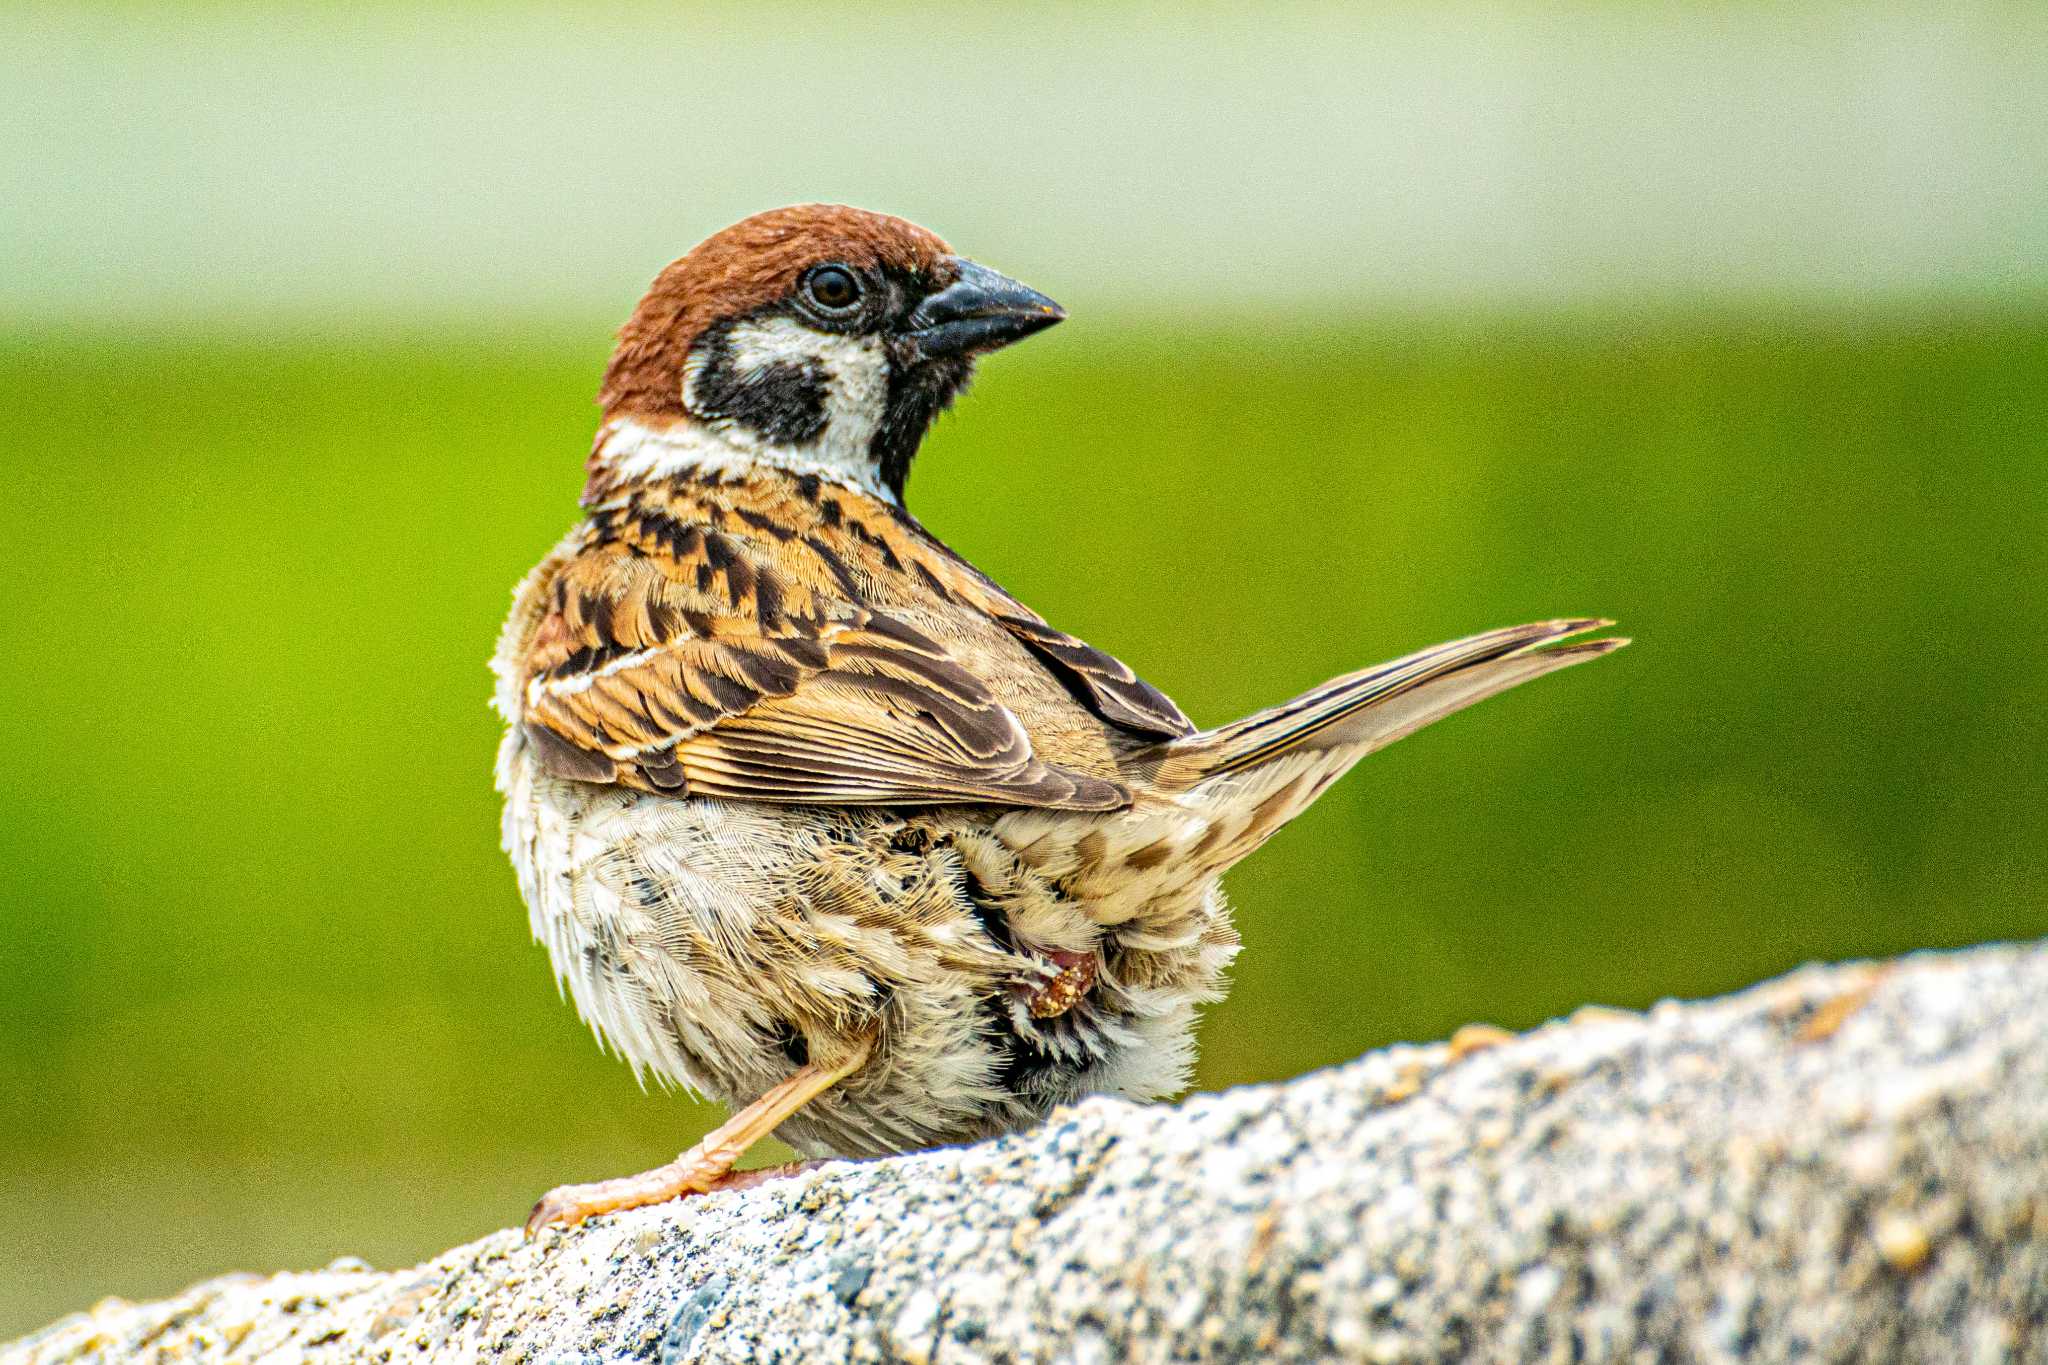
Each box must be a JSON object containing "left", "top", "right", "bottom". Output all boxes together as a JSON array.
[{"left": 873, "top": 355, "right": 974, "bottom": 503}]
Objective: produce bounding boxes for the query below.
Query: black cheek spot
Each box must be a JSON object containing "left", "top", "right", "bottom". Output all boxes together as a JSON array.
[{"left": 689, "top": 322, "right": 830, "bottom": 445}]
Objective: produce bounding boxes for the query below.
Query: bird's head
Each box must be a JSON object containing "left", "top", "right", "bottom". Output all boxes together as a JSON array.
[{"left": 588, "top": 204, "right": 1063, "bottom": 505}]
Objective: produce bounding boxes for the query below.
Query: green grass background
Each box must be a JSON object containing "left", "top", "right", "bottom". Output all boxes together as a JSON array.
[{"left": 2, "top": 308, "right": 2045, "bottom": 1331}]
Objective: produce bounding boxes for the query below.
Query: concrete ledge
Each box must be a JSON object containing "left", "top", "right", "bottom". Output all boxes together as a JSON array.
[{"left": 9, "top": 942, "right": 2045, "bottom": 1363}]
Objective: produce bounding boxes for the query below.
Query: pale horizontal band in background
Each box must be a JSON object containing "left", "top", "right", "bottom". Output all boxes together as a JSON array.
[{"left": 5, "top": 1, "right": 2045, "bottom": 326}]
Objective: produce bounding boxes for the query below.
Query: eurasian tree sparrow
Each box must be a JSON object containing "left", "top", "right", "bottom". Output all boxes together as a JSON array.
[{"left": 492, "top": 204, "right": 1624, "bottom": 1232}]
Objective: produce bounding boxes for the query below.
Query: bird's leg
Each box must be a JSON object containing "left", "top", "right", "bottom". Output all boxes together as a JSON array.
[{"left": 526, "top": 1036, "right": 872, "bottom": 1236}]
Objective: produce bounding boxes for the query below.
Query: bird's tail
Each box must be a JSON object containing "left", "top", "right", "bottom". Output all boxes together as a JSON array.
[
  {"left": 1148, "top": 619, "right": 1623, "bottom": 788},
  {"left": 986, "top": 620, "right": 1623, "bottom": 929},
  {"left": 1129, "top": 619, "right": 1625, "bottom": 869}
]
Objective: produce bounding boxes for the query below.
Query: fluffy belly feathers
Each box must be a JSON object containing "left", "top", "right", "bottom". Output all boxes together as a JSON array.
[{"left": 496, "top": 731, "right": 1232, "bottom": 1158}]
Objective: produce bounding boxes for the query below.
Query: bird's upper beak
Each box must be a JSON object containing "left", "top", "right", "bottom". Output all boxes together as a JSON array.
[{"left": 896, "top": 258, "right": 1064, "bottom": 363}]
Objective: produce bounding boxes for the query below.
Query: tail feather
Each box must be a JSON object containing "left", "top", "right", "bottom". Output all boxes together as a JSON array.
[
  {"left": 988, "top": 620, "right": 1624, "bottom": 919},
  {"left": 1145, "top": 619, "right": 1626, "bottom": 793}
]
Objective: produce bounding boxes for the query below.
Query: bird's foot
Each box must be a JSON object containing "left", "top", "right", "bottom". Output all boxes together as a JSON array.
[
  {"left": 525, "top": 1145, "right": 734, "bottom": 1236},
  {"left": 525, "top": 1156, "right": 839, "bottom": 1236},
  {"left": 524, "top": 1041, "right": 873, "bottom": 1237}
]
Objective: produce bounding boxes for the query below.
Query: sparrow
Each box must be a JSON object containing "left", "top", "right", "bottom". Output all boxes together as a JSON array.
[{"left": 491, "top": 204, "right": 1625, "bottom": 1233}]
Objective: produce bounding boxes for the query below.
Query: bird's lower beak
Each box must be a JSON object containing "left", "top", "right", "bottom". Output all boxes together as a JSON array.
[{"left": 897, "top": 259, "right": 1065, "bottom": 363}]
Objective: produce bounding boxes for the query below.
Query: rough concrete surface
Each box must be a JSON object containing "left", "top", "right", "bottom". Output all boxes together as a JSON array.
[{"left": 9, "top": 941, "right": 2047, "bottom": 1364}]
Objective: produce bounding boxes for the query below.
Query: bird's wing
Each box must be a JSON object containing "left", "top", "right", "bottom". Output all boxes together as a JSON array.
[
  {"left": 900, "top": 536, "right": 1195, "bottom": 741},
  {"left": 982, "top": 609, "right": 1193, "bottom": 740},
  {"left": 514, "top": 535, "right": 1129, "bottom": 810}
]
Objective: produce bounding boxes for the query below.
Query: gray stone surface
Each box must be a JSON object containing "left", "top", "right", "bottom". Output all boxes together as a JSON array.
[{"left": 9, "top": 942, "right": 2046, "bottom": 1364}]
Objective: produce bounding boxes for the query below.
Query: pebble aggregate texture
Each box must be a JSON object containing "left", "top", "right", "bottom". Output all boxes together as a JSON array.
[{"left": 10, "top": 941, "right": 2047, "bottom": 1364}]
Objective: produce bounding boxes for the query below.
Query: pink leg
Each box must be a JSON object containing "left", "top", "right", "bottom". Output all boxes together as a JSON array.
[{"left": 526, "top": 1041, "right": 871, "bottom": 1236}]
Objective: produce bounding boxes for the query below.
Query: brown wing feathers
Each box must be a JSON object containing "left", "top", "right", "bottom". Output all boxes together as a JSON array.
[
  {"left": 517, "top": 476, "right": 1154, "bottom": 811},
  {"left": 993, "top": 612, "right": 1192, "bottom": 740},
  {"left": 873, "top": 509, "right": 1194, "bottom": 741}
]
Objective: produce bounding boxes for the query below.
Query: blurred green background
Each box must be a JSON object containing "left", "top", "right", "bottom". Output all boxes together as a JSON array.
[{"left": 5, "top": 1, "right": 2046, "bottom": 1337}]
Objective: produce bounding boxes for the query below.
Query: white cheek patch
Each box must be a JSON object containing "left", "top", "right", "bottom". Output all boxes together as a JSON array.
[
  {"left": 603, "top": 322, "right": 901, "bottom": 505},
  {"left": 678, "top": 316, "right": 892, "bottom": 489}
]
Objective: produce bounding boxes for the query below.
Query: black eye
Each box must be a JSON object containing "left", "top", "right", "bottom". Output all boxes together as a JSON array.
[{"left": 804, "top": 265, "right": 862, "bottom": 313}]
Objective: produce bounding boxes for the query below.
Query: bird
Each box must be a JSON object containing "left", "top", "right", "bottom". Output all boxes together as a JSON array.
[{"left": 491, "top": 203, "right": 1625, "bottom": 1234}]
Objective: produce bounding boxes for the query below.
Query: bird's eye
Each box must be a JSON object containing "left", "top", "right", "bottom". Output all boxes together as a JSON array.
[{"left": 804, "top": 265, "right": 862, "bottom": 313}]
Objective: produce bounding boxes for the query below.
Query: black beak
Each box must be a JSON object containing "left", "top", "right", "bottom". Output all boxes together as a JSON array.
[{"left": 897, "top": 258, "right": 1064, "bottom": 363}]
